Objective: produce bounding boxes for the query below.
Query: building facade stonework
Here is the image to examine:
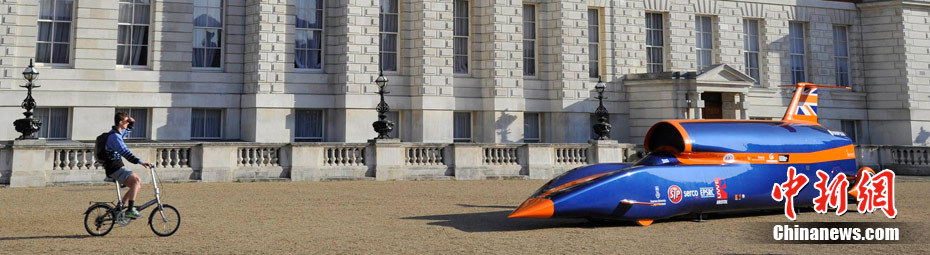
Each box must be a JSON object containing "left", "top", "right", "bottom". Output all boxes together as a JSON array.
[{"left": 0, "top": 0, "right": 928, "bottom": 146}]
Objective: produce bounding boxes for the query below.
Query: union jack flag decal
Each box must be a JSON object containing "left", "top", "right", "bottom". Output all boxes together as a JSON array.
[{"left": 796, "top": 88, "right": 818, "bottom": 116}]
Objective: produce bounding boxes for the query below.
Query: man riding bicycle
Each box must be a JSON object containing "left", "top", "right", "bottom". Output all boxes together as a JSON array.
[{"left": 101, "top": 112, "right": 152, "bottom": 219}]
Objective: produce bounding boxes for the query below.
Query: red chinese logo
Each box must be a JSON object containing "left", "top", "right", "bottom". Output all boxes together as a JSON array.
[
  {"left": 771, "top": 167, "right": 809, "bottom": 221},
  {"left": 812, "top": 170, "right": 849, "bottom": 215},
  {"left": 853, "top": 169, "right": 897, "bottom": 218},
  {"left": 774, "top": 167, "right": 898, "bottom": 220},
  {"left": 668, "top": 185, "right": 682, "bottom": 204}
]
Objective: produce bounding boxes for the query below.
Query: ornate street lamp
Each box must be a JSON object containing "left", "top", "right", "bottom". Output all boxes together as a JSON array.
[
  {"left": 371, "top": 71, "right": 394, "bottom": 139},
  {"left": 592, "top": 77, "right": 611, "bottom": 140},
  {"left": 13, "top": 59, "right": 43, "bottom": 140}
]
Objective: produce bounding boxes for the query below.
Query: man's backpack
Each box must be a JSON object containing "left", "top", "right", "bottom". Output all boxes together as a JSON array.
[{"left": 94, "top": 132, "right": 111, "bottom": 165}]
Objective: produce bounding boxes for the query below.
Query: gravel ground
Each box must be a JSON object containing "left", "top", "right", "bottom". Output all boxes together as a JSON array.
[{"left": 0, "top": 180, "right": 928, "bottom": 254}]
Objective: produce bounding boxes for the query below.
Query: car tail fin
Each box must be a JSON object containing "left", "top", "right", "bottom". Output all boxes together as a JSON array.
[{"left": 780, "top": 82, "right": 851, "bottom": 124}]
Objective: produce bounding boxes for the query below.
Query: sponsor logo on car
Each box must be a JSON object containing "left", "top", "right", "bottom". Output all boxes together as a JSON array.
[
  {"left": 715, "top": 178, "right": 728, "bottom": 205},
  {"left": 700, "top": 187, "right": 715, "bottom": 198},
  {"left": 668, "top": 185, "right": 683, "bottom": 204}
]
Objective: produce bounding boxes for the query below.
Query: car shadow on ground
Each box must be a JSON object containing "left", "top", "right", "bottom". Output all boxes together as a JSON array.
[
  {"left": 403, "top": 204, "right": 791, "bottom": 232},
  {"left": 0, "top": 235, "right": 90, "bottom": 241},
  {"left": 402, "top": 204, "right": 643, "bottom": 232}
]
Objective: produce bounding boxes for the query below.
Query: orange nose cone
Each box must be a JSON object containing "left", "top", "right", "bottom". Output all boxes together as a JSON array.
[
  {"left": 848, "top": 188, "right": 858, "bottom": 198},
  {"left": 508, "top": 198, "right": 554, "bottom": 218}
]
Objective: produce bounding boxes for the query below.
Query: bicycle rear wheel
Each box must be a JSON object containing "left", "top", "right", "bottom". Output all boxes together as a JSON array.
[
  {"left": 84, "top": 204, "right": 115, "bottom": 236},
  {"left": 148, "top": 204, "right": 180, "bottom": 236}
]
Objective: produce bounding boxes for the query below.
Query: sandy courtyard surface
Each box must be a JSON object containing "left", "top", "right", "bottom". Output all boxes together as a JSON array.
[{"left": 1, "top": 179, "right": 928, "bottom": 254}]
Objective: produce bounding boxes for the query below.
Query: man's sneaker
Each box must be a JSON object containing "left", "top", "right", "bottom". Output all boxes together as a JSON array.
[{"left": 125, "top": 208, "right": 143, "bottom": 219}]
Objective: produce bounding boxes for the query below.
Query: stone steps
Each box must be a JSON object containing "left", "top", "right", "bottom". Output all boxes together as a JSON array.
[
  {"left": 234, "top": 177, "right": 290, "bottom": 183},
  {"left": 320, "top": 176, "right": 375, "bottom": 181},
  {"left": 406, "top": 176, "right": 453, "bottom": 181},
  {"left": 50, "top": 179, "right": 201, "bottom": 187},
  {"left": 485, "top": 175, "right": 528, "bottom": 180}
]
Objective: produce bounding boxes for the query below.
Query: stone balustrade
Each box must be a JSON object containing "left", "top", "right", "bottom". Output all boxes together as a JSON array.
[
  {"left": 52, "top": 146, "right": 98, "bottom": 170},
  {"left": 889, "top": 146, "right": 930, "bottom": 166},
  {"left": 325, "top": 145, "right": 366, "bottom": 167},
  {"left": 554, "top": 144, "right": 590, "bottom": 165},
  {"left": 9, "top": 141, "right": 926, "bottom": 187}
]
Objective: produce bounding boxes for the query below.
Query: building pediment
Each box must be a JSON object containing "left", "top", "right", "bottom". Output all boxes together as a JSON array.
[{"left": 695, "top": 64, "right": 756, "bottom": 87}]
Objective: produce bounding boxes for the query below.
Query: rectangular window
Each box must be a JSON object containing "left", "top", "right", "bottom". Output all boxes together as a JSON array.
[
  {"left": 841, "top": 120, "right": 859, "bottom": 144},
  {"left": 386, "top": 111, "right": 400, "bottom": 139},
  {"left": 34, "top": 108, "right": 69, "bottom": 139},
  {"left": 789, "top": 22, "right": 807, "bottom": 84},
  {"left": 523, "top": 4, "right": 536, "bottom": 76},
  {"left": 379, "top": 0, "right": 399, "bottom": 72},
  {"left": 453, "top": 0, "right": 469, "bottom": 74},
  {"left": 115, "top": 108, "right": 148, "bottom": 139},
  {"left": 696, "top": 16, "right": 714, "bottom": 72},
  {"left": 36, "top": 0, "right": 73, "bottom": 64},
  {"left": 646, "top": 12, "right": 665, "bottom": 73},
  {"left": 588, "top": 9, "right": 601, "bottom": 79},
  {"left": 834, "top": 25, "right": 851, "bottom": 87},
  {"left": 191, "top": 109, "right": 222, "bottom": 139},
  {"left": 743, "top": 19, "right": 761, "bottom": 86},
  {"left": 117, "top": 0, "right": 151, "bottom": 66},
  {"left": 193, "top": 0, "right": 223, "bottom": 68},
  {"left": 453, "top": 112, "right": 472, "bottom": 142},
  {"left": 295, "top": 0, "right": 323, "bottom": 69},
  {"left": 524, "top": 113, "right": 540, "bottom": 143},
  {"left": 295, "top": 110, "right": 324, "bottom": 141}
]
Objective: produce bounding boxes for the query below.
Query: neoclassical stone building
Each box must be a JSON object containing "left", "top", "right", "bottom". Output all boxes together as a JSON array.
[{"left": 0, "top": 0, "right": 928, "bottom": 146}]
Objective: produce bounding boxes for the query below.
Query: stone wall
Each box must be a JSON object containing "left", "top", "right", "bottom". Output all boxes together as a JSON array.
[{"left": 0, "top": 0, "right": 926, "bottom": 146}]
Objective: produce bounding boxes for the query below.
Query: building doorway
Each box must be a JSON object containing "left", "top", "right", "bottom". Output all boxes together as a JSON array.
[{"left": 702, "top": 92, "right": 723, "bottom": 119}]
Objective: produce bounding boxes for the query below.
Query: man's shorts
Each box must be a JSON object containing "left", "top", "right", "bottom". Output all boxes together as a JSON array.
[{"left": 108, "top": 167, "right": 134, "bottom": 186}]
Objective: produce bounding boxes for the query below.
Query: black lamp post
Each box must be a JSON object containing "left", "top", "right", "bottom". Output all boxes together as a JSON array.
[
  {"left": 592, "top": 77, "right": 611, "bottom": 140},
  {"left": 372, "top": 71, "right": 394, "bottom": 139},
  {"left": 13, "top": 59, "right": 42, "bottom": 140}
]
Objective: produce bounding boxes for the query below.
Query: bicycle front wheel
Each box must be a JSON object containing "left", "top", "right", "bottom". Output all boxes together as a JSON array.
[
  {"left": 148, "top": 204, "right": 180, "bottom": 236},
  {"left": 84, "top": 204, "right": 115, "bottom": 236}
]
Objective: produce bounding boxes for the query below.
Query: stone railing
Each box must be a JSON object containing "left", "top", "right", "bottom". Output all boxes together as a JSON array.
[
  {"left": 155, "top": 146, "right": 193, "bottom": 169},
  {"left": 889, "top": 146, "right": 929, "bottom": 166},
  {"left": 237, "top": 146, "right": 282, "bottom": 167},
  {"left": 482, "top": 145, "right": 521, "bottom": 165},
  {"left": 404, "top": 145, "right": 445, "bottom": 166},
  {"left": 4, "top": 139, "right": 640, "bottom": 187},
  {"left": 554, "top": 144, "right": 590, "bottom": 165},
  {"left": 855, "top": 145, "right": 930, "bottom": 175},
  {"left": 324, "top": 145, "right": 366, "bottom": 166},
  {"left": 52, "top": 146, "right": 99, "bottom": 170}
]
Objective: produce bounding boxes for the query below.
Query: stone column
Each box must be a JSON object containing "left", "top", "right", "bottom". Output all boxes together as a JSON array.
[
  {"left": 367, "top": 139, "right": 405, "bottom": 181},
  {"left": 859, "top": 3, "right": 915, "bottom": 145},
  {"left": 406, "top": 0, "right": 455, "bottom": 143},
  {"left": 738, "top": 93, "right": 748, "bottom": 119},
  {"left": 329, "top": 0, "right": 380, "bottom": 143},
  {"left": 10, "top": 140, "right": 48, "bottom": 187},
  {"left": 474, "top": 0, "right": 525, "bottom": 143},
  {"left": 240, "top": 1, "right": 291, "bottom": 142},
  {"left": 544, "top": 0, "right": 591, "bottom": 143}
]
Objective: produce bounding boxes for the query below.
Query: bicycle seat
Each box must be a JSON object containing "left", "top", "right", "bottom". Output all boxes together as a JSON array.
[{"left": 104, "top": 177, "right": 127, "bottom": 188}]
